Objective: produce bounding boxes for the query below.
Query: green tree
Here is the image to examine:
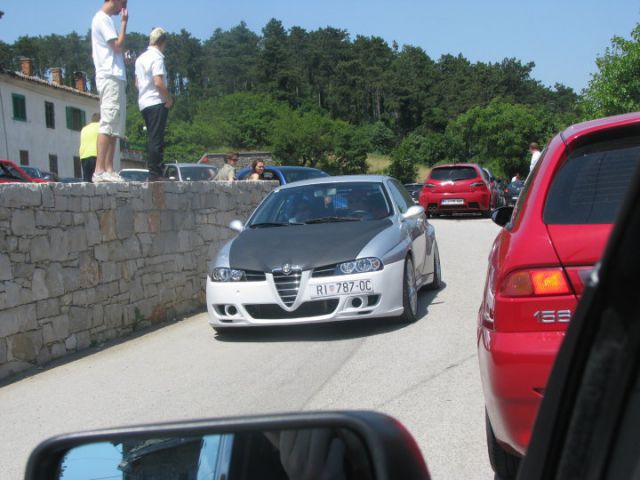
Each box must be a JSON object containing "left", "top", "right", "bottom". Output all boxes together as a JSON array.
[
  {"left": 583, "top": 24, "right": 640, "bottom": 117},
  {"left": 387, "top": 134, "right": 420, "bottom": 183}
]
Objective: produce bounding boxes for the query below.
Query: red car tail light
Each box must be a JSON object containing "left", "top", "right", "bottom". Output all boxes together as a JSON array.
[{"left": 500, "top": 268, "right": 572, "bottom": 297}]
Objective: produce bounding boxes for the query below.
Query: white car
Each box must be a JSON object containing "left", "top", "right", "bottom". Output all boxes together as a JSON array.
[{"left": 206, "top": 175, "right": 442, "bottom": 332}]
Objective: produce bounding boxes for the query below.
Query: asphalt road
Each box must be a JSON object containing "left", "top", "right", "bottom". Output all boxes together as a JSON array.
[{"left": 0, "top": 216, "right": 500, "bottom": 480}]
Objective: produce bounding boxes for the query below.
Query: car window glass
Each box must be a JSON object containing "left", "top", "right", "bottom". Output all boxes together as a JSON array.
[
  {"left": 263, "top": 171, "right": 276, "bottom": 181},
  {"left": 387, "top": 180, "right": 413, "bottom": 213},
  {"left": 509, "top": 149, "right": 545, "bottom": 228},
  {"left": 544, "top": 135, "right": 640, "bottom": 225},
  {"left": 430, "top": 166, "right": 478, "bottom": 181},
  {"left": 281, "top": 169, "right": 328, "bottom": 183},
  {"left": 166, "top": 167, "right": 177, "bottom": 178}
]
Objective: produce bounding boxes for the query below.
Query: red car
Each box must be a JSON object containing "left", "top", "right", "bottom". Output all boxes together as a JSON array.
[
  {"left": 477, "top": 112, "right": 640, "bottom": 479},
  {"left": 419, "top": 163, "right": 493, "bottom": 217},
  {"left": 0, "top": 159, "right": 48, "bottom": 183}
]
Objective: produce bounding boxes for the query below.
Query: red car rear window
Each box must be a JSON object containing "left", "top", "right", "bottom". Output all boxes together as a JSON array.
[
  {"left": 544, "top": 135, "right": 640, "bottom": 225},
  {"left": 430, "top": 166, "right": 477, "bottom": 181}
]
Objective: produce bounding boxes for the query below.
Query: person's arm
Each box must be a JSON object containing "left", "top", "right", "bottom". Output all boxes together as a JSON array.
[
  {"left": 108, "top": 7, "right": 128, "bottom": 54},
  {"left": 153, "top": 75, "right": 173, "bottom": 108}
]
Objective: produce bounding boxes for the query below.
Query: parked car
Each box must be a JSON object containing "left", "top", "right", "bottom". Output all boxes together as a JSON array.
[
  {"left": 236, "top": 165, "right": 329, "bottom": 184},
  {"left": 477, "top": 111, "right": 640, "bottom": 479},
  {"left": 403, "top": 183, "right": 423, "bottom": 204},
  {"left": 163, "top": 163, "right": 219, "bottom": 181},
  {"left": 119, "top": 168, "right": 150, "bottom": 182},
  {"left": 0, "top": 160, "right": 48, "bottom": 183},
  {"left": 206, "top": 175, "right": 441, "bottom": 332},
  {"left": 20, "top": 166, "right": 60, "bottom": 182},
  {"left": 481, "top": 167, "right": 503, "bottom": 208},
  {"left": 503, "top": 179, "right": 524, "bottom": 206},
  {"left": 418, "top": 163, "right": 493, "bottom": 217}
]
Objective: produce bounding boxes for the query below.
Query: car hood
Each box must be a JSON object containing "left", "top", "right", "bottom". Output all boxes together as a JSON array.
[{"left": 229, "top": 219, "right": 393, "bottom": 272}]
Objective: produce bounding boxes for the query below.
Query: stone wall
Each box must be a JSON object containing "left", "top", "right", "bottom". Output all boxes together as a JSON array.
[{"left": 0, "top": 181, "right": 275, "bottom": 381}]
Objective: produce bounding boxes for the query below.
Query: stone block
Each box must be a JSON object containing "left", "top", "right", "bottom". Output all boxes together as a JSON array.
[
  {"left": 0, "top": 253, "right": 12, "bottom": 281},
  {"left": 69, "top": 306, "right": 91, "bottom": 333},
  {"left": 36, "top": 298, "right": 60, "bottom": 319},
  {"left": 99, "top": 210, "right": 117, "bottom": 241},
  {"left": 116, "top": 204, "right": 134, "bottom": 239},
  {"left": 0, "top": 337, "right": 6, "bottom": 363},
  {"left": 30, "top": 235, "right": 51, "bottom": 262},
  {"left": 48, "top": 228, "right": 72, "bottom": 261},
  {"left": 11, "top": 209, "right": 36, "bottom": 236},
  {"left": 31, "top": 269, "right": 49, "bottom": 301},
  {"left": 121, "top": 236, "right": 141, "bottom": 259},
  {"left": 37, "top": 345, "right": 51, "bottom": 365},
  {"left": 42, "top": 315, "right": 70, "bottom": 344},
  {"left": 12, "top": 261, "right": 34, "bottom": 279},
  {"left": 36, "top": 210, "right": 60, "bottom": 228},
  {"left": 0, "top": 303, "right": 37, "bottom": 337},
  {"left": 100, "top": 262, "right": 121, "bottom": 283},
  {"left": 8, "top": 332, "right": 39, "bottom": 362},
  {"left": 2, "top": 185, "right": 42, "bottom": 207},
  {"left": 50, "top": 342, "right": 67, "bottom": 359},
  {"left": 45, "top": 263, "right": 65, "bottom": 297},
  {"left": 65, "top": 334, "right": 77, "bottom": 351},
  {"left": 76, "top": 331, "right": 91, "bottom": 350},
  {"left": 68, "top": 227, "right": 88, "bottom": 253},
  {"left": 85, "top": 213, "right": 101, "bottom": 247},
  {"left": 62, "top": 267, "right": 81, "bottom": 291}
]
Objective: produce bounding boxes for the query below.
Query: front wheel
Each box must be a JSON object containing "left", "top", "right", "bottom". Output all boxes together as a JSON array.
[
  {"left": 398, "top": 257, "right": 418, "bottom": 324},
  {"left": 486, "top": 411, "right": 521, "bottom": 480}
]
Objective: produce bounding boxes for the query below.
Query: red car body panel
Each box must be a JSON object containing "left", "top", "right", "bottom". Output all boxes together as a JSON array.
[
  {"left": 419, "top": 163, "right": 492, "bottom": 214},
  {"left": 478, "top": 112, "right": 640, "bottom": 458},
  {"left": 0, "top": 159, "right": 48, "bottom": 183}
]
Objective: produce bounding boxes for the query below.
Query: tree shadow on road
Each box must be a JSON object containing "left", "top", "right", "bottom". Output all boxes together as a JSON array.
[{"left": 214, "top": 282, "right": 447, "bottom": 344}]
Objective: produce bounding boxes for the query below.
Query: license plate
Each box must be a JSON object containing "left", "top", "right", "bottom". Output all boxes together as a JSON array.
[
  {"left": 441, "top": 199, "right": 464, "bottom": 205},
  {"left": 310, "top": 279, "right": 373, "bottom": 298}
]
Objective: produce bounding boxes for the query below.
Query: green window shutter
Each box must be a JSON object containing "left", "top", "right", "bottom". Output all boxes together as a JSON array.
[
  {"left": 66, "top": 106, "right": 72, "bottom": 129},
  {"left": 80, "top": 110, "right": 86, "bottom": 127}
]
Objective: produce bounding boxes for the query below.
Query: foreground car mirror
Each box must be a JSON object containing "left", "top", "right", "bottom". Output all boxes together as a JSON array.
[
  {"left": 491, "top": 206, "right": 514, "bottom": 227},
  {"left": 402, "top": 205, "right": 426, "bottom": 220},
  {"left": 26, "top": 411, "right": 430, "bottom": 480},
  {"left": 229, "top": 220, "right": 244, "bottom": 232}
]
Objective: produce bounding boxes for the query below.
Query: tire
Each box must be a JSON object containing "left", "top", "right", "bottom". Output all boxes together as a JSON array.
[
  {"left": 486, "top": 411, "right": 521, "bottom": 480},
  {"left": 425, "top": 244, "right": 442, "bottom": 290},
  {"left": 398, "top": 256, "right": 418, "bottom": 324}
]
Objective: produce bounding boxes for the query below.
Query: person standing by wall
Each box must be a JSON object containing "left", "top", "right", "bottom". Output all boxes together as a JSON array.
[
  {"left": 215, "top": 152, "right": 239, "bottom": 181},
  {"left": 135, "top": 27, "right": 173, "bottom": 181},
  {"left": 528, "top": 142, "right": 541, "bottom": 172},
  {"left": 91, "top": 0, "right": 128, "bottom": 183},
  {"left": 79, "top": 113, "right": 100, "bottom": 182}
]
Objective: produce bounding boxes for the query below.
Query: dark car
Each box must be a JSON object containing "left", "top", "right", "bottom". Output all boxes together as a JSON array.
[
  {"left": 403, "top": 183, "right": 423, "bottom": 204},
  {"left": 503, "top": 180, "right": 524, "bottom": 206},
  {"left": 236, "top": 165, "right": 328, "bottom": 185},
  {"left": 119, "top": 168, "right": 150, "bottom": 182}
]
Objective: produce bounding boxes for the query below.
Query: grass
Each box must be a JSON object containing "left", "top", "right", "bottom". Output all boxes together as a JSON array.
[{"left": 366, "top": 153, "right": 431, "bottom": 183}]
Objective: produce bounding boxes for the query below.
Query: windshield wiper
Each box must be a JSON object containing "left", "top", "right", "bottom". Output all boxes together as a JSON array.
[
  {"left": 304, "top": 216, "right": 361, "bottom": 224},
  {"left": 249, "top": 222, "right": 290, "bottom": 228}
]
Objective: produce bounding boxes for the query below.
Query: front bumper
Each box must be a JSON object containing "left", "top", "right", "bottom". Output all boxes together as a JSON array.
[
  {"left": 206, "top": 260, "right": 405, "bottom": 327},
  {"left": 422, "top": 191, "right": 490, "bottom": 213},
  {"left": 477, "top": 327, "right": 565, "bottom": 456}
]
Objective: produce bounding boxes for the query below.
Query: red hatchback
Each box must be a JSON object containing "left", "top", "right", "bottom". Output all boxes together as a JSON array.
[
  {"left": 0, "top": 159, "right": 48, "bottom": 183},
  {"left": 419, "top": 163, "right": 493, "bottom": 217},
  {"left": 478, "top": 112, "right": 640, "bottom": 479}
]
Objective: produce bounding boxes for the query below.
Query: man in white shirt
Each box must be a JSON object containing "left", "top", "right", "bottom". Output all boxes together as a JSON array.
[
  {"left": 529, "top": 142, "right": 541, "bottom": 172},
  {"left": 91, "top": 0, "right": 129, "bottom": 183},
  {"left": 135, "top": 27, "right": 173, "bottom": 181}
]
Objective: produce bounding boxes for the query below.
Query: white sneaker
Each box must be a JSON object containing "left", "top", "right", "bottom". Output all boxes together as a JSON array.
[
  {"left": 104, "top": 172, "right": 125, "bottom": 182},
  {"left": 92, "top": 172, "right": 108, "bottom": 183}
]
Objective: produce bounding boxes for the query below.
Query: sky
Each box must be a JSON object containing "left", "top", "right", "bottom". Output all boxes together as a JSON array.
[{"left": 1, "top": 0, "right": 639, "bottom": 93}]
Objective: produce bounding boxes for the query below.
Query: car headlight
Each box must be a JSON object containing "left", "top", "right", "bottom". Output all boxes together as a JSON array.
[
  {"left": 337, "top": 257, "right": 383, "bottom": 275},
  {"left": 210, "top": 267, "right": 246, "bottom": 282}
]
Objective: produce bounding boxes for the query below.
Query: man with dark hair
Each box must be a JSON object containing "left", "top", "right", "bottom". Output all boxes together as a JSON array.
[
  {"left": 91, "top": 0, "right": 128, "bottom": 183},
  {"left": 215, "top": 152, "right": 239, "bottom": 181},
  {"left": 135, "top": 27, "right": 173, "bottom": 181}
]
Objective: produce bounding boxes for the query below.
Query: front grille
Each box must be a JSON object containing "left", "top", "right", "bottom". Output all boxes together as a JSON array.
[
  {"left": 245, "top": 270, "right": 266, "bottom": 281},
  {"left": 312, "top": 264, "right": 337, "bottom": 278},
  {"left": 245, "top": 299, "right": 339, "bottom": 319},
  {"left": 272, "top": 269, "right": 302, "bottom": 306}
]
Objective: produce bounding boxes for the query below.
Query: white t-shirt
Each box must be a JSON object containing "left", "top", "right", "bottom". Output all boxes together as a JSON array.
[
  {"left": 91, "top": 10, "right": 126, "bottom": 85},
  {"left": 135, "top": 47, "right": 167, "bottom": 110},
  {"left": 529, "top": 150, "right": 541, "bottom": 171}
]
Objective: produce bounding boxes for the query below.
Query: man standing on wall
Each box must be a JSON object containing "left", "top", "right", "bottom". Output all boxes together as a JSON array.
[
  {"left": 135, "top": 27, "right": 173, "bottom": 181},
  {"left": 79, "top": 113, "right": 100, "bottom": 182},
  {"left": 91, "top": 0, "right": 128, "bottom": 183}
]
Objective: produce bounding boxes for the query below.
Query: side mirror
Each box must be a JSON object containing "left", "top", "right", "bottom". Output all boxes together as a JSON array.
[
  {"left": 402, "top": 205, "right": 425, "bottom": 220},
  {"left": 25, "top": 411, "right": 431, "bottom": 480},
  {"left": 492, "top": 206, "right": 514, "bottom": 227},
  {"left": 229, "top": 220, "right": 244, "bottom": 232}
]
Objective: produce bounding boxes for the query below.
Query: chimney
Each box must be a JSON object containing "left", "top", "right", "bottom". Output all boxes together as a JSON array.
[
  {"left": 50, "top": 67, "right": 62, "bottom": 85},
  {"left": 73, "top": 71, "right": 86, "bottom": 92},
  {"left": 19, "top": 57, "right": 33, "bottom": 77}
]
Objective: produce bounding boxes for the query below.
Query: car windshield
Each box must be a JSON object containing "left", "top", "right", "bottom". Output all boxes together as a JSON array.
[
  {"left": 181, "top": 166, "right": 218, "bottom": 181},
  {"left": 430, "top": 167, "right": 478, "bottom": 181},
  {"left": 20, "top": 166, "right": 41, "bottom": 178},
  {"left": 248, "top": 182, "right": 392, "bottom": 226},
  {"left": 280, "top": 168, "right": 328, "bottom": 184},
  {"left": 544, "top": 134, "right": 640, "bottom": 224}
]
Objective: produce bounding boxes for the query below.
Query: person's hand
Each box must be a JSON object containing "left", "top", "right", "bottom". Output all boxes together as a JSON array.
[
  {"left": 165, "top": 96, "right": 174, "bottom": 109},
  {"left": 266, "top": 429, "right": 346, "bottom": 480},
  {"left": 120, "top": 6, "right": 128, "bottom": 24}
]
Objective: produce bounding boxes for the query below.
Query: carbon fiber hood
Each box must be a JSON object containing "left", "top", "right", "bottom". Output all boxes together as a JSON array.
[{"left": 229, "top": 219, "right": 392, "bottom": 272}]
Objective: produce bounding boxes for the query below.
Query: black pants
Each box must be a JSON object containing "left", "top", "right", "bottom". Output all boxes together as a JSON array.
[
  {"left": 81, "top": 156, "right": 96, "bottom": 182},
  {"left": 142, "top": 103, "right": 169, "bottom": 177}
]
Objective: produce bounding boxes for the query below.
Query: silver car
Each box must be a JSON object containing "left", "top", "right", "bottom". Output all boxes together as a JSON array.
[{"left": 206, "top": 175, "right": 442, "bottom": 332}]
